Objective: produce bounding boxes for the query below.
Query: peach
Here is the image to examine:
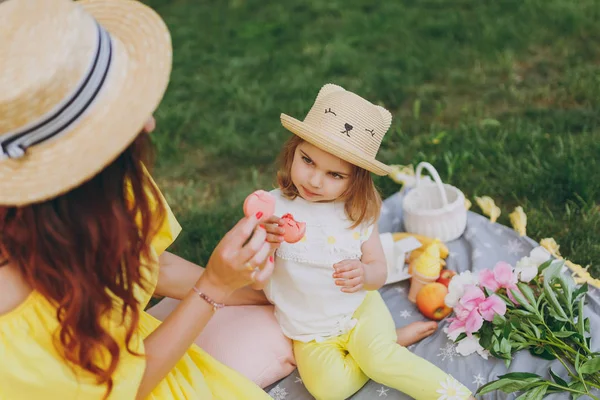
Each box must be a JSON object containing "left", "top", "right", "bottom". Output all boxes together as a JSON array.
[{"left": 416, "top": 282, "right": 453, "bottom": 321}]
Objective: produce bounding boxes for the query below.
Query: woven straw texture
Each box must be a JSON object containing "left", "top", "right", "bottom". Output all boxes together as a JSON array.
[
  {"left": 0, "top": 0, "right": 172, "bottom": 205},
  {"left": 280, "top": 84, "right": 392, "bottom": 176}
]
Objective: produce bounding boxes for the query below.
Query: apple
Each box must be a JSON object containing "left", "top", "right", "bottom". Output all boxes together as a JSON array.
[
  {"left": 281, "top": 213, "right": 306, "bottom": 243},
  {"left": 436, "top": 269, "right": 457, "bottom": 288},
  {"left": 243, "top": 190, "right": 275, "bottom": 220},
  {"left": 416, "top": 282, "right": 453, "bottom": 320}
]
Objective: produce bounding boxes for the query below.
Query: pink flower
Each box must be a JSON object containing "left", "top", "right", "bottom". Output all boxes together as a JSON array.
[
  {"left": 447, "top": 285, "right": 486, "bottom": 337},
  {"left": 465, "top": 308, "right": 484, "bottom": 335},
  {"left": 459, "top": 285, "right": 486, "bottom": 310},
  {"left": 479, "top": 295, "right": 507, "bottom": 321},
  {"left": 479, "top": 262, "right": 522, "bottom": 304}
]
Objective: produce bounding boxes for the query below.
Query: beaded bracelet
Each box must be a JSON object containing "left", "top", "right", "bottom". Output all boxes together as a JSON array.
[{"left": 191, "top": 286, "right": 225, "bottom": 312}]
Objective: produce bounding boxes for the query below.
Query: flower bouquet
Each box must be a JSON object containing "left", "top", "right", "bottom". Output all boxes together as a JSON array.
[{"left": 444, "top": 247, "right": 600, "bottom": 399}]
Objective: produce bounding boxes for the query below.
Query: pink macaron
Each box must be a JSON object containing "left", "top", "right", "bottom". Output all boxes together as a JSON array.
[{"left": 243, "top": 190, "right": 276, "bottom": 220}]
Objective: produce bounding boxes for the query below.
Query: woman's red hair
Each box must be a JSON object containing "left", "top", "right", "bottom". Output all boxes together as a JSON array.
[{"left": 0, "top": 133, "right": 165, "bottom": 398}]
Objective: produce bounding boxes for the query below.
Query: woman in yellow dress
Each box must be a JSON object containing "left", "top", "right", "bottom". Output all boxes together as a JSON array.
[{"left": 0, "top": 0, "right": 274, "bottom": 399}]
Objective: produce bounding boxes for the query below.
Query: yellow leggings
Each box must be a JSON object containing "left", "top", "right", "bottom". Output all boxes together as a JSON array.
[{"left": 293, "top": 291, "right": 472, "bottom": 400}]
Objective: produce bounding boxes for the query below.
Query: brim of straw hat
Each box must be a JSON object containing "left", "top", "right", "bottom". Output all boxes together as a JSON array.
[
  {"left": 280, "top": 114, "right": 392, "bottom": 176},
  {"left": 0, "top": 0, "right": 172, "bottom": 206}
]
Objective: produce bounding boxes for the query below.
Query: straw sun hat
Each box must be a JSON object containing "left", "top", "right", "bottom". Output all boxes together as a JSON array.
[
  {"left": 0, "top": 0, "right": 172, "bottom": 206},
  {"left": 280, "top": 84, "right": 393, "bottom": 176}
]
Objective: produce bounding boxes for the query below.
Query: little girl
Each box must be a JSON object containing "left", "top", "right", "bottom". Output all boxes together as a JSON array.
[{"left": 257, "top": 84, "right": 474, "bottom": 400}]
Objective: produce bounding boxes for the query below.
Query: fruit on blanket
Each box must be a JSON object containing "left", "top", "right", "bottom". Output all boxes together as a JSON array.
[
  {"left": 412, "top": 241, "right": 443, "bottom": 278},
  {"left": 416, "top": 283, "right": 452, "bottom": 320},
  {"left": 436, "top": 269, "right": 457, "bottom": 288},
  {"left": 243, "top": 190, "right": 275, "bottom": 220},
  {"left": 393, "top": 232, "right": 449, "bottom": 259},
  {"left": 281, "top": 213, "right": 306, "bottom": 243}
]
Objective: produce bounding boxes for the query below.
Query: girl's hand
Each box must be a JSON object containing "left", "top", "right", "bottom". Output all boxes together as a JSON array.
[
  {"left": 332, "top": 260, "right": 365, "bottom": 293},
  {"left": 263, "top": 215, "right": 285, "bottom": 248},
  {"left": 201, "top": 212, "right": 275, "bottom": 297}
]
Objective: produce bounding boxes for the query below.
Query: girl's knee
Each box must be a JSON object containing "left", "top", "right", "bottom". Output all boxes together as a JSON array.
[
  {"left": 300, "top": 360, "right": 368, "bottom": 400},
  {"left": 304, "top": 375, "right": 367, "bottom": 400}
]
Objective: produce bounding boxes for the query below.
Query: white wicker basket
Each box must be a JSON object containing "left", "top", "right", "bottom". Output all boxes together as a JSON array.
[{"left": 402, "top": 162, "right": 467, "bottom": 242}]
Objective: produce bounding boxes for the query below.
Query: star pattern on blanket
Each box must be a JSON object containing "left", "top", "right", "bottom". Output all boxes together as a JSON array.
[
  {"left": 394, "top": 286, "right": 405, "bottom": 294},
  {"left": 377, "top": 386, "right": 389, "bottom": 397},
  {"left": 472, "top": 249, "right": 483, "bottom": 260},
  {"left": 437, "top": 342, "right": 458, "bottom": 362},
  {"left": 294, "top": 376, "right": 303, "bottom": 384},
  {"left": 464, "top": 227, "right": 478, "bottom": 240},
  {"left": 268, "top": 385, "right": 288, "bottom": 399},
  {"left": 399, "top": 310, "right": 412, "bottom": 319},
  {"left": 472, "top": 373, "right": 486, "bottom": 387},
  {"left": 504, "top": 239, "right": 525, "bottom": 255}
]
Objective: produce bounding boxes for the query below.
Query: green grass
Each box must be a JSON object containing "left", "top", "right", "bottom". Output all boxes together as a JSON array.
[{"left": 144, "top": 0, "right": 600, "bottom": 278}]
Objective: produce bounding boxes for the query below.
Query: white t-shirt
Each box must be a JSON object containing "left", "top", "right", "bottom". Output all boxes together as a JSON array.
[{"left": 264, "top": 189, "right": 374, "bottom": 343}]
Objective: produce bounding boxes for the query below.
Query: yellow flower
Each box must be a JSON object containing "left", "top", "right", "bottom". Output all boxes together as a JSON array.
[
  {"left": 327, "top": 236, "right": 336, "bottom": 245},
  {"left": 509, "top": 206, "right": 527, "bottom": 236},
  {"left": 565, "top": 260, "right": 600, "bottom": 289},
  {"left": 540, "top": 238, "right": 561, "bottom": 258},
  {"left": 475, "top": 196, "right": 501, "bottom": 223},
  {"left": 300, "top": 235, "right": 307, "bottom": 243},
  {"left": 464, "top": 198, "right": 472, "bottom": 210},
  {"left": 389, "top": 164, "right": 414, "bottom": 185},
  {"left": 352, "top": 231, "right": 360, "bottom": 240}
]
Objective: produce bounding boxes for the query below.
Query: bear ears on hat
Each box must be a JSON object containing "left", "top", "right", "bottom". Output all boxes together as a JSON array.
[{"left": 316, "top": 83, "right": 392, "bottom": 132}]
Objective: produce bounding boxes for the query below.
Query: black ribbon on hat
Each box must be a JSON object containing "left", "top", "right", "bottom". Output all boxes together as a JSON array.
[{"left": 0, "top": 21, "right": 113, "bottom": 161}]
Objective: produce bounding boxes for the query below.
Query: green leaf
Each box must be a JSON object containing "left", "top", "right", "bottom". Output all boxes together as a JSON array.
[
  {"left": 518, "top": 282, "right": 537, "bottom": 307},
  {"left": 529, "top": 322, "right": 542, "bottom": 339},
  {"left": 573, "top": 283, "right": 588, "bottom": 300},
  {"left": 515, "top": 384, "right": 548, "bottom": 400},
  {"left": 521, "top": 324, "right": 535, "bottom": 338},
  {"left": 477, "top": 375, "right": 542, "bottom": 395},
  {"left": 455, "top": 332, "right": 467, "bottom": 342},
  {"left": 544, "top": 278, "right": 569, "bottom": 320},
  {"left": 549, "top": 368, "right": 568, "bottom": 387},
  {"left": 579, "top": 356, "right": 600, "bottom": 374},
  {"left": 569, "top": 381, "right": 585, "bottom": 400},
  {"left": 511, "top": 309, "right": 534, "bottom": 317},
  {"left": 512, "top": 332, "right": 527, "bottom": 343},
  {"left": 577, "top": 296, "right": 586, "bottom": 338},
  {"left": 537, "top": 259, "right": 553, "bottom": 273},
  {"left": 499, "top": 372, "right": 544, "bottom": 380},
  {"left": 511, "top": 288, "right": 537, "bottom": 313},
  {"left": 500, "top": 338, "right": 512, "bottom": 355},
  {"left": 530, "top": 346, "right": 556, "bottom": 360},
  {"left": 536, "top": 292, "right": 546, "bottom": 308},
  {"left": 557, "top": 273, "right": 575, "bottom": 310},
  {"left": 553, "top": 331, "right": 577, "bottom": 338},
  {"left": 493, "top": 313, "right": 507, "bottom": 326},
  {"left": 542, "top": 260, "right": 564, "bottom": 280}
]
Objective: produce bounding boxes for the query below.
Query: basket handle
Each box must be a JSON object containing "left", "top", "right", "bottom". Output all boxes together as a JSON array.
[{"left": 415, "top": 162, "right": 449, "bottom": 207}]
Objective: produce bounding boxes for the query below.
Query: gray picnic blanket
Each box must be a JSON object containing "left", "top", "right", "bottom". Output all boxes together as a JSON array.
[{"left": 265, "top": 192, "right": 600, "bottom": 400}]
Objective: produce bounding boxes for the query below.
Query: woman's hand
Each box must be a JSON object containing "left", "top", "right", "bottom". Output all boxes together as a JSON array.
[
  {"left": 200, "top": 212, "right": 275, "bottom": 298},
  {"left": 333, "top": 260, "right": 366, "bottom": 293}
]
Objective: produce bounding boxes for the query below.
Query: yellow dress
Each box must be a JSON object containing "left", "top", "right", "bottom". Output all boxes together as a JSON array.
[{"left": 0, "top": 176, "right": 271, "bottom": 400}]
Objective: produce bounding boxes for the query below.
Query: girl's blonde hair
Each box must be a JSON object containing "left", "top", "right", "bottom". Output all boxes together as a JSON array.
[{"left": 276, "top": 135, "right": 382, "bottom": 229}]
